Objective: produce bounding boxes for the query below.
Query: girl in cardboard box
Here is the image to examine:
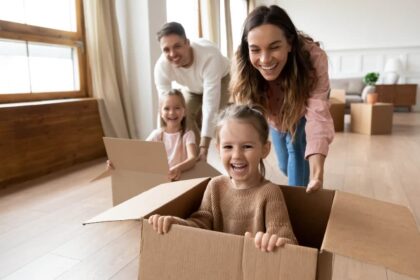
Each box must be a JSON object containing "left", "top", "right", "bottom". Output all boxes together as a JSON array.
[
  {"left": 149, "top": 105, "right": 297, "bottom": 252},
  {"left": 107, "top": 89, "right": 198, "bottom": 181}
]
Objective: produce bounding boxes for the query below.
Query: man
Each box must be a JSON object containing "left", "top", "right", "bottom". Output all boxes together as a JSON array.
[{"left": 154, "top": 22, "right": 230, "bottom": 160}]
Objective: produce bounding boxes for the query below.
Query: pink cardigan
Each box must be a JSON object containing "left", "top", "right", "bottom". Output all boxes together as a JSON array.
[{"left": 266, "top": 42, "right": 334, "bottom": 159}]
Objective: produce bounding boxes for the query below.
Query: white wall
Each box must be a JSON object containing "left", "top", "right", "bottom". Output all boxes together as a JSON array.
[
  {"left": 262, "top": 0, "right": 420, "bottom": 50},
  {"left": 115, "top": 0, "right": 166, "bottom": 138}
]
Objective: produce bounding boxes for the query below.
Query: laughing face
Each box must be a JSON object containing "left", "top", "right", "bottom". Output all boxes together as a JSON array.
[
  {"left": 217, "top": 119, "right": 270, "bottom": 189},
  {"left": 159, "top": 34, "right": 193, "bottom": 68},
  {"left": 247, "top": 24, "right": 292, "bottom": 81},
  {"left": 160, "top": 95, "right": 185, "bottom": 132}
]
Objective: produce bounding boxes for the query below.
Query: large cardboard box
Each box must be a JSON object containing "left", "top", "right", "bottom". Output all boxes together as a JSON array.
[
  {"left": 85, "top": 178, "right": 420, "bottom": 280},
  {"left": 350, "top": 103, "right": 394, "bottom": 135},
  {"left": 93, "top": 137, "right": 221, "bottom": 205},
  {"left": 329, "top": 98, "right": 345, "bottom": 132}
]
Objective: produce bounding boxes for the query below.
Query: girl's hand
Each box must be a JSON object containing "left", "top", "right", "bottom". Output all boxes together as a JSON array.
[
  {"left": 306, "top": 179, "right": 322, "bottom": 193},
  {"left": 245, "top": 232, "right": 288, "bottom": 252},
  {"left": 148, "top": 214, "right": 177, "bottom": 234},
  {"left": 106, "top": 160, "right": 114, "bottom": 170},
  {"left": 168, "top": 167, "right": 181, "bottom": 181}
]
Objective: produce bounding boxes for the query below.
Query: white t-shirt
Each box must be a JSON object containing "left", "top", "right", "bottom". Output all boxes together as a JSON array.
[
  {"left": 146, "top": 129, "right": 196, "bottom": 168},
  {"left": 154, "top": 39, "right": 230, "bottom": 138}
]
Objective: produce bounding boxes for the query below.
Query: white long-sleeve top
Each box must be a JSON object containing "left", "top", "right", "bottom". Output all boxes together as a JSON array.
[{"left": 154, "top": 39, "right": 230, "bottom": 138}]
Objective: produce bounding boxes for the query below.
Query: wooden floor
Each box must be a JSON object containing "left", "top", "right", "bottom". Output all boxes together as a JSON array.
[{"left": 1, "top": 112, "right": 419, "bottom": 280}]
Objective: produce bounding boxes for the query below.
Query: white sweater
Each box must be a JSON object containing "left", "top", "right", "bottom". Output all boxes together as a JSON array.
[{"left": 154, "top": 39, "right": 230, "bottom": 138}]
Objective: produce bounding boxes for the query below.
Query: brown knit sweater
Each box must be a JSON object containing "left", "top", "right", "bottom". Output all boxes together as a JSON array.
[{"left": 174, "top": 175, "right": 298, "bottom": 245}]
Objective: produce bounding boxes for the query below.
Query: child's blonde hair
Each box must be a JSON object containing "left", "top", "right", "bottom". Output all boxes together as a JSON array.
[
  {"left": 159, "top": 89, "right": 187, "bottom": 135},
  {"left": 215, "top": 104, "right": 269, "bottom": 179}
]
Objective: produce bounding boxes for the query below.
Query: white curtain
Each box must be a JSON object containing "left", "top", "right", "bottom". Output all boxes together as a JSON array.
[
  {"left": 83, "top": 0, "right": 137, "bottom": 138},
  {"left": 199, "top": 0, "right": 242, "bottom": 59}
]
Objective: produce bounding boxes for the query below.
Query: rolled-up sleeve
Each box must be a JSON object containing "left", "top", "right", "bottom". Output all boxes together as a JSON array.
[{"left": 304, "top": 45, "right": 334, "bottom": 159}]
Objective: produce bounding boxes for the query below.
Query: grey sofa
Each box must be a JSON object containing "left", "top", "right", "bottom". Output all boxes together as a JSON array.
[{"left": 330, "top": 77, "right": 372, "bottom": 107}]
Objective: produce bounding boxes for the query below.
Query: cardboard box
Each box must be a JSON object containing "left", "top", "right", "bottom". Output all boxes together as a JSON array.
[
  {"left": 351, "top": 103, "right": 394, "bottom": 135},
  {"left": 85, "top": 178, "right": 420, "bottom": 280},
  {"left": 330, "top": 88, "right": 346, "bottom": 103},
  {"left": 92, "top": 137, "right": 221, "bottom": 205},
  {"left": 329, "top": 98, "right": 345, "bottom": 132}
]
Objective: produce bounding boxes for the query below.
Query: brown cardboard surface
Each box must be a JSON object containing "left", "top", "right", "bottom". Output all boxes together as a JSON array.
[
  {"left": 104, "top": 137, "right": 168, "bottom": 173},
  {"left": 242, "top": 235, "right": 317, "bottom": 280},
  {"left": 139, "top": 222, "right": 244, "bottom": 280},
  {"left": 330, "top": 89, "right": 346, "bottom": 103},
  {"left": 101, "top": 137, "right": 220, "bottom": 205},
  {"left": 84, "top": 177, "right": 210, "bottom": 224},
  {"left": 371, "top": 103, "right": 393, "bottom": 134},
  {"left": 329, "top": 98, "right": 345, "bottom": 132},
  {"left": 280, "top": 185, "right": 335, "bottom": 249},
  {"left": 350, "top": 103, "right": 393, "bottom": 135},
  {"left": 111, "top": 170, "right": 167, "bottom": 206},
  {"left": 140, "top": 221, "right": 317, "bottom": 280},
  {"left": 322, "top": 191, "right": 420, "bottom": 279}
]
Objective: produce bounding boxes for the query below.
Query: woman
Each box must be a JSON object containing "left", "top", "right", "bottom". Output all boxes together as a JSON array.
[{"left": 230, "top": 5, "right": 334, "bottom": 192}]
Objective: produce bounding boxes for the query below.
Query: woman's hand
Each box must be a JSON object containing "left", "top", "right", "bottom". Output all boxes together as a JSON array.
[
  {"left": 307, "top": 154, "right": 325, "bottom": 193},
  {"left": 306, "top": 178, "right": 322, "bottom": 193},
  {"left": 148, "top": 214, "right": 177, "bottom": 234},
  {"left": 245, "top": 232, "right": 288, "bottom": 252}
]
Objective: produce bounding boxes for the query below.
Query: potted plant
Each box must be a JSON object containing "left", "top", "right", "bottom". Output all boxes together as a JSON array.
[{"left": 363, "top": 72, "right": 380, "bottom": 104}]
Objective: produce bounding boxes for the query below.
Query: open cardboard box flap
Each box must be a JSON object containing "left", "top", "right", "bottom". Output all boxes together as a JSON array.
[
  {"left": 105, "top": 137, "right": 169, "bottom": 174},
  {"left": 84, "top": 177, "right": 211, "bottom": 224},
  {"left": 92, "top": 137, "right": 221, "bottom": 205},
  {"left": 321, "top": 191, "right": 420, "bottom": 278}
]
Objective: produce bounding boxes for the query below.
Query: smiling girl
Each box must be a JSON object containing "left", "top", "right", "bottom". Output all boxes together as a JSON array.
[
  {"left": 106, "top": 89, "right": 197, "bottom": 181},
  {"left": 148, "top": 105, "right": 297, "bottom": 252},
  {"left": 146, "top": 89, "right": 198, "bottom": 181}
]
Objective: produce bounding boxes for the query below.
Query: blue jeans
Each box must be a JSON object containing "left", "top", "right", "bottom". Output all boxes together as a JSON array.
[{"left": 270, "top": 117, "right": 309, "bottom": 186}]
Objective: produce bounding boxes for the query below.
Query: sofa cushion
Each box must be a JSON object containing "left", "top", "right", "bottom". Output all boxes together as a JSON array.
[{"left": 330, "top": 77, "right": 365, "bottom": 95}]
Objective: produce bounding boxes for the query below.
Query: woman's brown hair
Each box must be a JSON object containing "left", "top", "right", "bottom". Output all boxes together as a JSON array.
[{"left": 230, "top": 5, "right": 317, "bottom": 138}]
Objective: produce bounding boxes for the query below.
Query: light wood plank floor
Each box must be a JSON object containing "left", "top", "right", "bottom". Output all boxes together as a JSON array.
[{"left": 1, "top": 112, "right": 419, "bottom": 280}]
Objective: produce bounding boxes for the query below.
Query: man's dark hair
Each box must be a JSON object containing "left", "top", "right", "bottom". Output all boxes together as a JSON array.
[{"left": 157, "top": 22, "right": 187, "bottom": 41}]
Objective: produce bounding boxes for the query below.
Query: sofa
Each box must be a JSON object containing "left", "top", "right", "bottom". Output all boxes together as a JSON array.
[{"left": 329, "top": 77, "right": 370, "bottom": 107}]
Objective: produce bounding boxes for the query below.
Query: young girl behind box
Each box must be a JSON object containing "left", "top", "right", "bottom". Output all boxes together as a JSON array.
[
  {"left": 149, "top": 104, "right": 297, "bottom": 252},
  {"left": 147, "top": 89, "right": 197, "bottom": 180},
  {"left": 107, "top": 89, "right": 197, "bottom": 181}
]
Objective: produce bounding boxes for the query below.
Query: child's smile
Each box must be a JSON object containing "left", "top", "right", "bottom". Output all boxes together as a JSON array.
[
  {"left": 217, "top": 119, "right": 270, "bottom": 189},
  {"left": 160, "top": 95, "right": 185, "bottom": 133}
]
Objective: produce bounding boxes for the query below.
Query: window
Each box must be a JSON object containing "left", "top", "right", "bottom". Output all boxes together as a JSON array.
[
  {"left": 166, "top": 0, "right": 248, "bottom": 57},
  {"left": 166, "top": 0, "right": 199, "bottom": 40},
  {"left": 0, "top": 0, "right": 87, "bottom": 103}
]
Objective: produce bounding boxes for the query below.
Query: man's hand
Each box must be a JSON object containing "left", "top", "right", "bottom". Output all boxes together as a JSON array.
[{"left": 198, "top": 146, "right": 208, "bottom": 161}]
